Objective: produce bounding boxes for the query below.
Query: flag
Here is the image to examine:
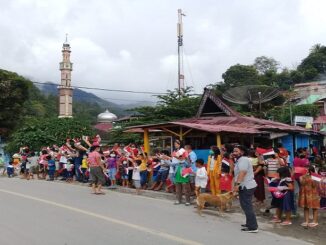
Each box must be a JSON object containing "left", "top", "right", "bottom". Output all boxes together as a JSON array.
[
  {"left": 311, "top": 173, "right": 322, "bottom": 182},
  {"left": 256, "top": 147, "right": 274, "bottom": 156}
]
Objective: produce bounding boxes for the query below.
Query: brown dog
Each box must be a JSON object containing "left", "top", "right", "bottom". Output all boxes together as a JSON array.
[{"left": 196, "top": 192, "right": 234, "bottom": 216}]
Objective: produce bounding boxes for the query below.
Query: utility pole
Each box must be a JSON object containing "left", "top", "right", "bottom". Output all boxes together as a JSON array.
[
  {"left": 258, "top": 91, "right": 262, "bottom": 118},
  {"left": 177, "top": 9, "right": 185, "bottom": 98}
]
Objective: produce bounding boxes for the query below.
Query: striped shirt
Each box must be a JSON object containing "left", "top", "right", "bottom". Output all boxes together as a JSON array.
[{"left": 266, "top": 158, "right": 280, "bottom": 178}]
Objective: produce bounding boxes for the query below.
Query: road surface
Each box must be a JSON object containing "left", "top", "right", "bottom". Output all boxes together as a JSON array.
[{"left": 0, "top": 178, "right": 311, "bottom": 245}]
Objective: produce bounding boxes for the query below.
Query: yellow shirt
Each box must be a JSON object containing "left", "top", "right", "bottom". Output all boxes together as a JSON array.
[
  {"left": 81, "top": 159, "right": 88, "bottom": 168},
  {"left": 139, "top": 160, "right": 147, "bottom": 171}
]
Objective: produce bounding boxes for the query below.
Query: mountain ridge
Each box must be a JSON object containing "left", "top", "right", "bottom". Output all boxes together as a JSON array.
[{"left": 38, "top": 82, "right": 155, "bottom": 116}]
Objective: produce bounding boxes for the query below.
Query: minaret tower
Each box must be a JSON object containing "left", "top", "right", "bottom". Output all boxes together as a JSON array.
[{"left": 58, "top": 34, "right": 73, "bottom": 118}]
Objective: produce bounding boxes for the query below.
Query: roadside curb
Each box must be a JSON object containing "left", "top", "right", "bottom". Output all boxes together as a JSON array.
[{"left": 108, "top": 186, "right": 180, "bottom": 201}]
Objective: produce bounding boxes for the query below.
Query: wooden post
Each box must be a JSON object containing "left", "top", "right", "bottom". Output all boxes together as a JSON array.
[
  {"left": 143, "top": 128, "right": 150, "bottom": 154},
  {"left": 216, "top": 133, "right": 222, "bottom": 147},
  {"left": 179, "top": 127, "right": 183, "bottom": 141}
]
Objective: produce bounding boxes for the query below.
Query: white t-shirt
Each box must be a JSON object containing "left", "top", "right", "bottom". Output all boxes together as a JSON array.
[
  {"left": 27, "top": 156, "right": 38, "bottom": 167},
  {"left": 195, "top": 166, "right": 208, "bottom": 188},
  {"left": 132, "top": 166, "right": 140, "bottom": 180},
  {"left": 60, "top": 156, "right": 68, "bottom": 164}
]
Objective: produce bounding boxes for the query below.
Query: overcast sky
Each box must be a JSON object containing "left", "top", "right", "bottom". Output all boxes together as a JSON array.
[{"left": 1, "top": 0, "right": 326, "bottom": 104}]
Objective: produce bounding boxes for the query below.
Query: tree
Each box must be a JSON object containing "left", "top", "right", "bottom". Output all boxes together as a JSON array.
[
  {"left": 0, "top": 69, "right": 32, "bottom": 135},
  {"left": 254, "top": 56, "right": 280, "bottom": 74},
  {"left": 222, "top": 64, "right": 260, "bottom": 88},
  {"left": 131, "top": 87, "right": 201, "bottom": 123},
  {"left": 106, "top": 87, "right": 201, "bottom": 144},
  {"left": 298, "top": 44, "right": 326, "bottom": 81},
  {"left": 5, "top": 118, "right": 94, "bottom": 153},
  {"left": 267, "top": 104, "right": 319, "bottom": 124}
]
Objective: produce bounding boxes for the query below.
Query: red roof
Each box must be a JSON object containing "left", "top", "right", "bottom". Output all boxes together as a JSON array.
[
  {"left": 171, "top": 116, "right": 308, "bottom": 134},
  {"left": 94, "top": 123, "right": 113, "bottom": 132},
  {"left": 124, "top": 128, "right": 162, "bottom": 133},
  {"left": 314, "top": 116, "right": 326, "bottom": 124},
  {"left": 126, "top": 116, "right": 311, "bottom": 135}
]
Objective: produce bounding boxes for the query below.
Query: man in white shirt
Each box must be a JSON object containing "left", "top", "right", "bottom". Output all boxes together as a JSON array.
[{"left": 233, "top": 145, "right": 258, "bottom": 233}]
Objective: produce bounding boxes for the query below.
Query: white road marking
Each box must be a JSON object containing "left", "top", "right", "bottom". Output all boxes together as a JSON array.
[{"left": 0, "top": 188, "right": 202, "bottom": 245}]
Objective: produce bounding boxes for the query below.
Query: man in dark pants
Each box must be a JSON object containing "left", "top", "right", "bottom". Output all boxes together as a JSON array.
[{"left": 233, "top": 145, "right": 258, "bottom": 233}]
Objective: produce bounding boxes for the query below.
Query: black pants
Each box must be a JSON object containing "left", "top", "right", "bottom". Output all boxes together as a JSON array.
[{"left": 239, "top": 187, "right": 258, "bottom": 230}]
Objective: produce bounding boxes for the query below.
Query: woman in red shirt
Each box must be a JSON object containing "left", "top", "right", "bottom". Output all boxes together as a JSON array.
[{"left": 88, "top": 145, "right": 106, "bottom": 194}]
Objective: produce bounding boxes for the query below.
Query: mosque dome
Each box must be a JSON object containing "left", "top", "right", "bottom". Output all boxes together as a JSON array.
[{"left": 97, "top": 109, "right": 118, "bottom": 123}]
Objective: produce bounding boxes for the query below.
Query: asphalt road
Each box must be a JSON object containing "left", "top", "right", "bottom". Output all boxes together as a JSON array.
[{"left": 0, "top": 178, "right": 311, "bottom": 245}]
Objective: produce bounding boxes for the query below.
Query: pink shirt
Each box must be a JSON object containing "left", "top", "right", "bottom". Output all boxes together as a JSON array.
[{"left": 88, "top": 151, "right": 101, "bottom": 167}]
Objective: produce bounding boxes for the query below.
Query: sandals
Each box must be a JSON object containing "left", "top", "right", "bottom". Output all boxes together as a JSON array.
[
  {"left": 270, "top": 218, "right": 282, "bottom": 223},
  {"left": 280, "top": 221, "right": 292, "bottom": 226},
  {"left": 96, "top": 192, "right": 105, "bottom": 195},
  {"left": 301, "top": 222, "right": 319, "bottom": 228},
  {"left": 91, "top": 192, "right": 105, "bottom": 195},
  {"left": 308, "top": 223, "right": 318, "bottom": 228},
  {"left": 301, "top": 222, "right": 308, "bottom": 227}
]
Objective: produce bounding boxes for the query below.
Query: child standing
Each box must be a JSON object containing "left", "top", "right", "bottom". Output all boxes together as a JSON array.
[
  {"left": 270, "top": 166, "right": 294, "bottom": 225},
  {"left": 118, "top": 158, "right": 129, "bottom": 187},
  {"left": 7, "top": 161, "right": 14, "bottom": 178},
  {"left": 299, "top": 166, "right": 320, "bottom": 227},
  {"left": 107, "top": 152, "right": 118, "bottom": 187},
  {"left": 132, "top": 159, "right": 141, "bottom": 195},
  {"left": 81, "top": 154, "right": 89, "bottom": 183},
  {"left": 25, "top": 158, "right": 31, "bottom": 180},
  {"left": 66, "top": 159, "right": 74, "bottom": 182},
  {"left": 195, "top": 159, "right": 208, "bottom": 198},
  {"left": 47, "top": 155, "right": 56, "bottom": 181},
  {"left": 149, "top": 158, "right": 161, "bottom": 190}
]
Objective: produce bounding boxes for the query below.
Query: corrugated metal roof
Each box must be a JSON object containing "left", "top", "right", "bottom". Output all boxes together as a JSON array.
[
  {"left": 125, "top": 115, "right": 312, "bottom": 135},
  {"left": 170, "top": 121, "right": 262, "bottom": 134},
  {"left": 314, "top": 116, "right": 326, "bottom": 124},
  {"left": 94, "top": 123, "right": 113, "bottom": 132}
]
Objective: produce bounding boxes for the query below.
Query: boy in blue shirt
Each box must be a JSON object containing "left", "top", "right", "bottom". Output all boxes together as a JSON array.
[
  {"left": 7, "top": 161, "right": 14, "bottom": 178},
  {"left": 47, "top": 155, "right": 56, "bottom": 181}
]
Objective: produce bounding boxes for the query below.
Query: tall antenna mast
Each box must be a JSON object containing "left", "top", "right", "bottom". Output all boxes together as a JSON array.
[{"left": 177, "top": 9, "right": 185, "bottom": 97}]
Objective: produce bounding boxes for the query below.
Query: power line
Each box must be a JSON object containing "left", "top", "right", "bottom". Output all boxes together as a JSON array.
[{"left": 32, "top": 81, "right": 167, "bottom": 95}]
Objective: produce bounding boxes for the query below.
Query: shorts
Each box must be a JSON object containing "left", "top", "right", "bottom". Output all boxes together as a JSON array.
[
  {"left": 29, "top": 165, "right": 37, "bottom": 174},
  {"left": 157, "top": 170, "right": 169, "bottom": 183},
  {"left": 121, "top": 174, "right": 128, "bottom": 180},
  {"left": 152, "top": 171, "right": 159, "bottom": 182},
  {"left": 108, "top": 168, "right": 117, "bottom": 180},
  {"left": 90, "top": 167, "right": 105, "bottom": 185},
  {"left": 133, "top": 180, "right": 141, "bottom": 188}
]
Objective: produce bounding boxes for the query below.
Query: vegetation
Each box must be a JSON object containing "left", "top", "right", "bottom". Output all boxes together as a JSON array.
[
  {"left": 130, "top": 87, "right": 200, "bottom": 124},
  {"left": 213, "top": 44, "right": 326, "bottom": 121},
  {"left": 298, "top": 44, "right": 326, "bottom": 81},
  {"left": 267, "top": 104, "right": 320, "bottom": 124},
  {"left": 5, "top": 118, "right": 94, "bottom": 153},
  {"left": 0, "top": 69, "right": 32, "bottom": 135},
  {"left": 106, "top": 87, "right": 201, "bottom": 144}
]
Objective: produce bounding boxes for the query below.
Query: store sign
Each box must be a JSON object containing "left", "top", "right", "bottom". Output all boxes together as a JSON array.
[{"left": 294, "top": 116, "right": 313, "bottom": 125}]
